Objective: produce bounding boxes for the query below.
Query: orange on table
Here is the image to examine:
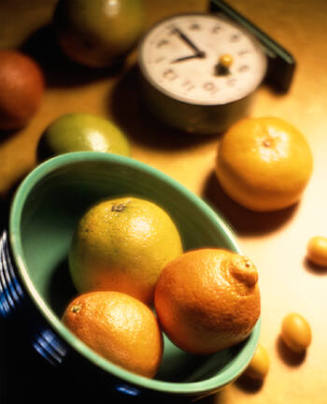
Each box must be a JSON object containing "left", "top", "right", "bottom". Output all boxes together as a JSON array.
[
  {"left": 154, "top": 248, "right": 260, "bottom": 355},
  {"left": 69, "top": 196, "right": 183, "bottom": 305},
  {"left": 215, "top": 116, "right": 313, "bottom": 211},
  {"left": 0, "top": 50, "right": 44, "bottom": 130},
  {"left": 62, "top": 291, "right": 163, "bottom": 378}
]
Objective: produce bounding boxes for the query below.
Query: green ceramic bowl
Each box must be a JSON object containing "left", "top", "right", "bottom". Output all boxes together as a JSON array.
[{"left": 8, "top": 152, "right": 260, "bottom": 399}]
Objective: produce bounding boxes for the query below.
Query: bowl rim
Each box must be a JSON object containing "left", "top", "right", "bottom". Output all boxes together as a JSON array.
[{"left": 9, "top": 151, "right": 260, "bottom": 395}]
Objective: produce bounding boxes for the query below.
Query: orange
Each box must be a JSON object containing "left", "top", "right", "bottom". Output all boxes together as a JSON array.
[
  {"left": 69, "top": 196, "right": 183, "bottom": 305},
  {"left": 0, "top": 50, "right": 44, "bottom": 130},
  {"left": 154, "top": 248, "right": 260, "bottom": 355},
  {"left": 62, "top": 291, "right": 163, "bottom": 377},
  {"left": 215, "top": 117, "right": 313, "bottom": 211}
]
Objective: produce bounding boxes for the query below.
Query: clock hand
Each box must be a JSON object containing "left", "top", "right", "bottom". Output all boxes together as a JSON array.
[
  {"left": 172, "top": 27, "right": 206, "bottom": 56},
  {"left": 171, "top": 52, "right": 206, "bottom": 63}
]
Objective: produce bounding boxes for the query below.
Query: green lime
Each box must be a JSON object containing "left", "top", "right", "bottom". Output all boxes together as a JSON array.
[
  {"left": 53, "top": 0, "right": 145, "bottom": 68},
  {"left": 38, "top": 113, "right": 130, "bottom": 159}
]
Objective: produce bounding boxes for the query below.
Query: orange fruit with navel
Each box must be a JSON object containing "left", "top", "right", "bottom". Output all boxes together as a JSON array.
[
  {"left": 62, "top": 291, "right": 163, "bottom": 378},
  {"left": 215, "top": 117, "right": 313, "bottom": 211},
  {"left": 154, "top": 248, "right": 260, "bottom": 355}
]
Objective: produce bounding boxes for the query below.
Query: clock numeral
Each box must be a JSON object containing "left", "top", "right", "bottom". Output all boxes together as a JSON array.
[
  {"left": 230, "top": 33, "right": 241, "bottom": 42},
  {"left": 182, "top": 80, "right": 195, "bottom": 92},
  {"left": 203, "top": 81, "right": 218, "bottom": 94},
  {"left": 212, "top": 24, "right": 221, "bottom": 33},
  {"left": 157, "top": 39, "right": 169, "bottom": 48},
  {"left": 154, "top": 56, "right": 165, "bottom": 64},
  {"left": 168, "top": 25, "right": 178, "bottom": 35},
  {"left": 189, "top": 22, "right": 200, "bottom": 31},
  {"left": 163, "top": 68, "right": 178, "bottom": 81},
  {"left": 238, "top": 49, "right": 250, "bottom": 56},
  {"left": 238, "top": 64, "right": 250, "bottom": 73}
]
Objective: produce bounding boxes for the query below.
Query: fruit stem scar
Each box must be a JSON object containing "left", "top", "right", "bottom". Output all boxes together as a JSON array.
[
  {"left": 263, "top": 138, "right": 272, "bottom": 147},
  {"left": 111, "top": 203, "right": 127, "bottom": 212},
  {"left": 71, "top": 305, "right": 81, "bottom": 313}
]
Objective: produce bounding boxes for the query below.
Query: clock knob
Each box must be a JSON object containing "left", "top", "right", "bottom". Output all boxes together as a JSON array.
[
  {"left": 219, "top": 54, "right": 234, "bottom": 68},
  {"left": 215, "top": 54, "right": 234, "bottom": 75}
]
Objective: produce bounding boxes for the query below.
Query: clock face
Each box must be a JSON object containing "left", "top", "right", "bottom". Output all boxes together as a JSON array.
[{"left": 138, "top": 13, "right": 267, "bottom": 106}]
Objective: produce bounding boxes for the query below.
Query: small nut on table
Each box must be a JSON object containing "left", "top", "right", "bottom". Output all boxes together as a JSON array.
[
  {"left": 281, "top": 313, "right": 312, "bottom": 353},
  {"left": 244, "top": 343, "right": 270, "bottom": 379},
  {"left": 307, "top": 236, "right": 327, "bottom": 267}
]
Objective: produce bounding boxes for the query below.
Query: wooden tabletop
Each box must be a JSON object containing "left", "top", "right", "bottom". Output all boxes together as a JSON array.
[{"left": 1, "top": 1, "right": 327, "bottom": 403}]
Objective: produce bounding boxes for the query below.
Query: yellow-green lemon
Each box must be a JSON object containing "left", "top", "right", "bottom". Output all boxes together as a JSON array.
[{"left": 69, "top": 196, "right": 183, "bottom": 305}]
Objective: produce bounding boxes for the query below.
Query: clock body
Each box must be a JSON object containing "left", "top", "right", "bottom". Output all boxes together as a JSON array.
[{"left": 138, "top": 13, "right": 267, "bottom": 134}]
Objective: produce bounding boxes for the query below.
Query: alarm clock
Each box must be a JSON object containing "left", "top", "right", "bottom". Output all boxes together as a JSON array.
[{"left": 137, "top": 0, "right": 295, "bottom": 134}]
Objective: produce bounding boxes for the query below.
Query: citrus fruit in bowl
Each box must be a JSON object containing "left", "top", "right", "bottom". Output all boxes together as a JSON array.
[
  {"left": 155, "top": 248, "right": 260, "bottom": 355},
  {"left": 215, "top": 116, "right": 313, "bottom": 211},
  {"left": 62, "top": 290, "right": 163, "bottom": 378},
  {"left": 7, "top": 152, "right": 260, "bottom": 399},
  {"left": 69, "top": 196, "right": 183, "bottom": 305}
]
